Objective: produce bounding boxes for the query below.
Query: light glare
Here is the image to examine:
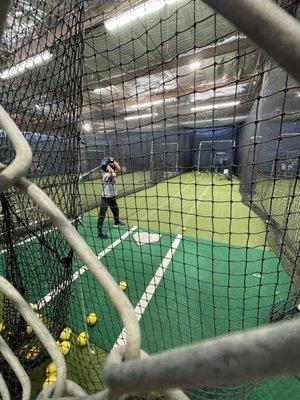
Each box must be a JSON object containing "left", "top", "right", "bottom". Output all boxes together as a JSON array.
[
  {"left": 191, "top": 101, "right": 240, "bottom": 112},
  {"left": 105, "top": 0, "right": 178, "bottom": 31},
  {"left": 189, "top": 61, "right": 200, "bottom": 70},
  {"left": 125, "top": 113, "right": 155, "bottom": 121},
  {"left": 0, "top": 50, "right": 53, "bottom": 80},
  {"left": 130, "top": 97, "right": 175, "bottom": 110},
  {"left": 82, "top": 122, "right": 92, "bottom": 132}
]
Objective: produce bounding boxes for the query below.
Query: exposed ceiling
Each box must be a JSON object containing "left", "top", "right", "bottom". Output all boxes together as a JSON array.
[{"left": 0, "top": 0, "right": 297, "bottom": 136}]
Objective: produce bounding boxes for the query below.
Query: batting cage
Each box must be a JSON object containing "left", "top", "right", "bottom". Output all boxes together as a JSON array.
[{"left": 0, "top": 0, "right": 300, "bottom": 399}]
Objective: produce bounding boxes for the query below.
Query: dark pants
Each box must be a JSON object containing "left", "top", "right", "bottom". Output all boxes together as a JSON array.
[{"left": 97, "top": 196, "right": 120, "bottom": 232}]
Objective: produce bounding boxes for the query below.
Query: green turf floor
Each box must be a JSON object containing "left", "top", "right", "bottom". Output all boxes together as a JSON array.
[
  {"left": 70, "top": 216, "right": 291, "bottom": 352},
  {"left": 0, "top": 171, "right": 299, "bottom": 398},
  {"left": 88, "top": 172, "right": 269, "bottom": 248},
  {"left": 65, "top": 213, "right": 299, "bottom": 398}
]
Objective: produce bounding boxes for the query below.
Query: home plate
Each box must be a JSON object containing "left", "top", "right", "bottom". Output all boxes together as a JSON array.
[{"left": 133, "top": 231, "right": 161, "bottom": 246}]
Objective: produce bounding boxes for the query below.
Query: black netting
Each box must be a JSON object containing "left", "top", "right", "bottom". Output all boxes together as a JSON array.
[
  {"left": 0, "top": 0, "right": 300, "bottom": 399},
  {"left": 0, "top": 0, "right": 84, "bottom": 398}
]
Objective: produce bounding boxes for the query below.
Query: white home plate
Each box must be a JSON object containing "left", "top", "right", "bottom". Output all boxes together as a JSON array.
[{"left": 133, "top": 231, "right": 161, "bottom": 246}]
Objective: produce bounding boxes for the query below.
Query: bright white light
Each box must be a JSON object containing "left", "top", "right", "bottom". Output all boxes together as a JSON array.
[
  {"left": 130, "top": 97, "right": 175, "bottom": 110},
  {"left": 189, "top": 61, "right": 200, "bottom": 70},
  {"left": 82, "top": 122, "right": 92, "bottom": 132},
  {"left": 191, "top": 84, "right": 247, "bottom": 102},
  {"left": 0, "top": 50, "right": 53, "bottom": 80},
  {"left": 191, "top": 101, "right": 240, "bottom": 112},
  {"left": 105, "top": 0, "right": 178, "bottom": 31},
  {"left": 93, "top": 87, "right": 105, "bottom": 94},
  {"left": 181, "top": 115, "right": 247, "bottom": 125},
  {"left": 124, "top": 113, "right": 155, "bottom": 121},
  {"left": 35, "top": 103, "right": 51, "bottom": 112}
]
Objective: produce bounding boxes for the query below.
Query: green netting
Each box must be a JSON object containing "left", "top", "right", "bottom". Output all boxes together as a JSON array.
[{"left": 0, "top": 0, "right": 300, "bottom": 399}]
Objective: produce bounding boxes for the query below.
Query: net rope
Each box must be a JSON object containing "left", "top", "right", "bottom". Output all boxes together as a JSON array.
[{"left": 0, "top": 0, "right": 300, "bottom": 399}]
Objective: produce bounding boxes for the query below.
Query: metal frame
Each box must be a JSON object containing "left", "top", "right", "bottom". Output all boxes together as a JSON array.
[
  {"left": 202, "top": 0, "right": 300, "bottom": 83},
  {"left": 0, "top": 106, "right": 32, "bottom": 193},
  {"left": 103, "top": 317, "right": 300, "bottom": 394},
  {"left": 197, "top": 140, "right": 232, "bottom": 171},
  {"left": 1, "top": 0, "right": 300, "bottom": 399},
  {"left": 0, "top": 277, "right": 66, "bottom": 398},
  {"left": 0, "top": 334, "right": 31, "bottom": 400},
  {"left": 165, "top": 142, "right": 179, "bottom": 173},
  {"left": 150, "top": 140, "right": 179, "bottom": 175}
]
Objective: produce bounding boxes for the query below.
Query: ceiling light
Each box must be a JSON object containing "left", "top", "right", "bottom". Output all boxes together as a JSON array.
[
  {"left": 105, "top": 0, "right": 178, "bottom": 31},
  {"left": 189, "top": 61, "right": 200, "bottom": 70},
  {"left": 124, "top": 113, "right": 156, "bottom": 121},
  {"left": 93, "top": 87, "right": 105, "bottom": 94},
  {"left": 130, "top": 98, "right": 175, "bottom": 110},
  {"left": 191, "top": 100, "right": 240, "bottom": 112},
  {"left": 0, "top": 50, "right": 53, "bottom": 80},
  {"left": 181, "top": 115, "right": 247, "bottom": 125},
  {"left": 82, "top": 122, "right": 92, "bottom": 132},
  {"left": 191, "top": 84, "right": 247, "bottom": 102}
]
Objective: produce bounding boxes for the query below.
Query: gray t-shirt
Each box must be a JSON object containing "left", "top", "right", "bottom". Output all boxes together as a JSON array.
[{"left": 102, "top": 172, "right": 117, "bottom": 197}]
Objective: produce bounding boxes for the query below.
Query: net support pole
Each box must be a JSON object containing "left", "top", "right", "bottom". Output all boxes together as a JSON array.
[
  {"left": 0, "top": 335, "right": 31, "bottom": 400},
  {"left": 104, "top": 317, "right": 300, "bottom": 394},
  {"left": 201, "top": 0, "right": 300, "bottom": 83},
  {"left": 0, "top": 373, "right": 10, "bottom": 400},
  {"left": 0, "top": 106, "right": 32, "bottom": 193}
]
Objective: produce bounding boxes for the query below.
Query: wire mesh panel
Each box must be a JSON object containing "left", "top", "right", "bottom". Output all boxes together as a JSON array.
[{"left": 0, "top": 0, "right": 300, "bottom": 399}]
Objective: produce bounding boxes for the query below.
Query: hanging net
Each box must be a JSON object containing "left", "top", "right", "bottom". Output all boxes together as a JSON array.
[{"left": 0, "top": 0, "right": 299, "bottom": 399}]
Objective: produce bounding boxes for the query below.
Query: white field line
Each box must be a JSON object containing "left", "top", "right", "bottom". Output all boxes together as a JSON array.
[
  {"left": 0, "top": 217, "right": 81, "bottom": 255},
  {"left": 114, "top": 233, "right": 182, "bottom": 348},
  {"left": 0, "top": 227, "right": 53, "bottom": 255},
  {"left": 35, "top": 226, "right": 138, "bottom": 310}
]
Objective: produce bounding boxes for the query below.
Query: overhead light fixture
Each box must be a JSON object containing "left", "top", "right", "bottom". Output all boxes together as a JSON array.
[
  {"left": 105, "top": 0, "right": 178, "bottom": 31},
  {"left": 82, "top": 122, "right": 92, "bottom": 132},
  {"left": 129, "top": 98, "right": 175, "bottom": 110},
  {"left": 191, "top": 100, "right": 240, "bottom": 112},
  {"left": 189, "top": 61, "right": 200, "bottom": 70},
  {"left": 0, "top": 50, "right": 53, "bottom": 80},
  {"left": 124, "top": 113, "right": 156, "bottom": 121},
  {"left": 191, "top": 84, "right": 247, "bottom": 102},
  {"left": 93, "top": 87, "right": 106, "bottom": 94},
  {"left": 181, "top": 115, "right": 247, "bottom": 125}
]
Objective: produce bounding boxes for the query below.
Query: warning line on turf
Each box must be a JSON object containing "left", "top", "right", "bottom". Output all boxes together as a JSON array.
[
  {"left": 114, "top": 233, "right": 182, "bottom": 348},
  {"left": 35, "top": 226, "right": 138, "bottom": 310}
]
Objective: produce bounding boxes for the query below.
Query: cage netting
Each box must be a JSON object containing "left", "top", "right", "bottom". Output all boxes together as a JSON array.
[
  {"left": 0, "top": 0, "right": 300, "bottom": 399},
  {"left": 0, "top": 0, "right": 84, "bottom": 398}
]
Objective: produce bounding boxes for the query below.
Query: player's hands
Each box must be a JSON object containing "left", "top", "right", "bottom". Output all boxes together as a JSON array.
[{"left": 112, "top": 160, "right": 121, "bottom": 171}]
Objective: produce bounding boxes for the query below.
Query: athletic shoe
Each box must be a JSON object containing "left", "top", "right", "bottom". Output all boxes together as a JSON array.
[
  {"left": 98, "top": 231, "right": 109, "bottom": 239},
  {"left": 114, "top": 222, "right": 126, "bottom": 228}
]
